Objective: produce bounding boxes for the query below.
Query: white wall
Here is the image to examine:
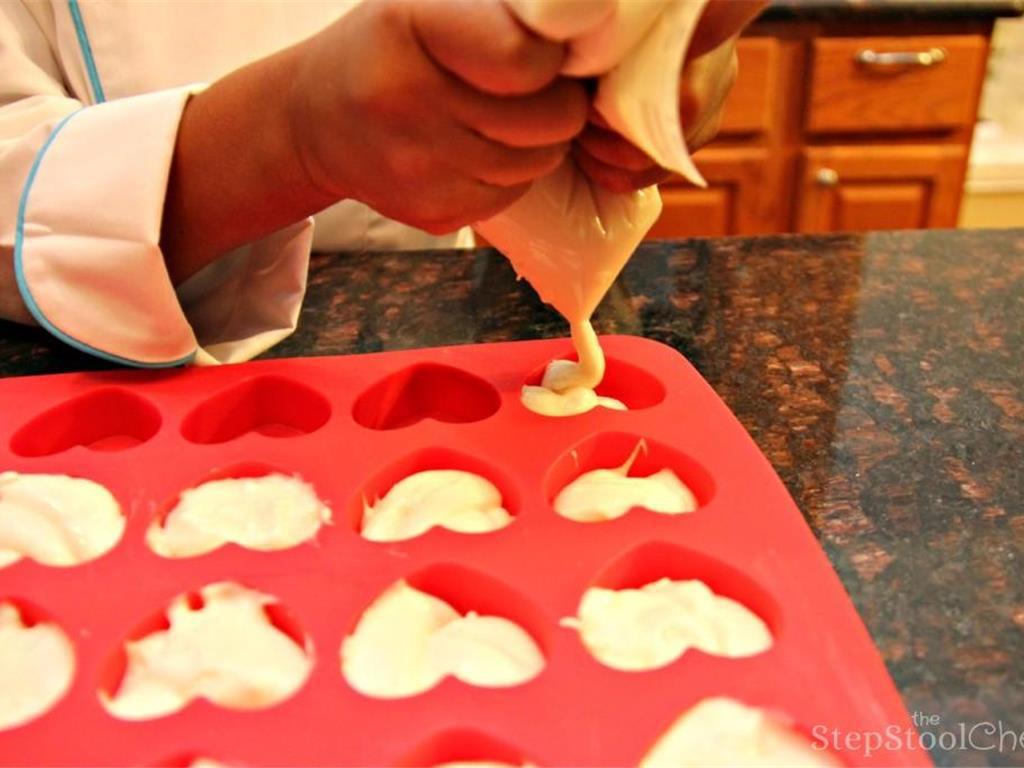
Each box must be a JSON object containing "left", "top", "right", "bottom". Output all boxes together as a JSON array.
[{"left": 960, "top": 17, "right": 1024, "bottom": 228}]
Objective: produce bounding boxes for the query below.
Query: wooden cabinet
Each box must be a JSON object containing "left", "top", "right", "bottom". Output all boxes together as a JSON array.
[
  {"left": 649, "top": 148, "right": 773, "bottom": 238},
  {"left": 806, "top": 35, "right": 989, "bottom": 134},
  {"left": 717, "top": 37, "right": 781, "bottom": 136},
  {"left": 797, "top": 146, "right": 967, "bottom": 232},
  {"left": 650, "top": 18, "right": 996, "bottom": 238}
]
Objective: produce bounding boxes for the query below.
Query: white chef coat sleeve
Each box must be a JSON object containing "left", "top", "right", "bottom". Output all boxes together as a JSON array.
[{"left": 0, "top": 2, "right": 313, "bottom": 367}]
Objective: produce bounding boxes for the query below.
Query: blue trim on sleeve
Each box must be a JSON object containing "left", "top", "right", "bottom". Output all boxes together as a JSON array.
[
  {"left": 68, "top": 0, "right": 106, "bottom": 103},
  {"left": 14, "top": 110, "right": 196, "bottom": 369}
]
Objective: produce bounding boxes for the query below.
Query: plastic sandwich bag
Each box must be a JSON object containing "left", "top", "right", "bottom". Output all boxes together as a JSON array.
[{"left": 474, "top": 0, "right": 710, "bottom": 326}]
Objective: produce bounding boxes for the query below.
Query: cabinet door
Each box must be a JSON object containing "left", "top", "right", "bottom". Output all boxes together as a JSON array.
[
  {"left": 648, "top": 148, "right": 773, "bottom": 239},
  {"left": 717, "top": 37, "right": 781, "bottom": 137},
  {"left": 796, "top": 146, "right": 967, "bottom": 233}
]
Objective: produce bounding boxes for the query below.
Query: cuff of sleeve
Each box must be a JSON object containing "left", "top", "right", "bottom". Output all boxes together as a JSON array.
[
  {"left": 178, "top": 218, "right": 313, "bottom": 366},
  {"left": 14, "top": 87, "right": 202, "bottom": 367}
]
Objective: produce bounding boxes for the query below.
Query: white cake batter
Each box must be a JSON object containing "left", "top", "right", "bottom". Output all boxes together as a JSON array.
[
  {"left": 104, "top": 582, "right": 311, "bottom": 720},
  {"left": 553, "top": 441, "right": 696, "bottom": 522},
  {"left": 640, "top": 697, "right": 839, "bottom": 767},
  {"left": 521, "top": 321, "right": 627, "bottom": 417},
  {"left": 563, "top": 578, "right": 771, "bottom": 671},
  {"left": 0, "top": 603, "right": 75, "bottom": 731},
  {"left": 341, "top": 580, "right": 544, "bottom": 698},
  {"left": 147, "top": 473, "right": 330, "bottom": 557},
  {"left": 361, "top": 470, "right": 512, "bottom": 542},
  {"left": 0, "top": 471, "right": 124, "bottom": 568}
]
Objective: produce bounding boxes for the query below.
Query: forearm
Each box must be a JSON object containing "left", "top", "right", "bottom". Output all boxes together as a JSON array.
[
  {"left": 0, "top": 249, "right": 32, "bottom": 324},
  {"left": 160, "top": 42, "right": 335, "bottom": 284}
]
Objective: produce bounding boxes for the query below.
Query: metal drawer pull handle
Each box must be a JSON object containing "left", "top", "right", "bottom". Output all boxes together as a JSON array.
[
  {"left": 816, "top": 168, "right": 839, "bottom": 187},
  {"left": 855, "top": 47, "right": 948, "bottom": 67}
]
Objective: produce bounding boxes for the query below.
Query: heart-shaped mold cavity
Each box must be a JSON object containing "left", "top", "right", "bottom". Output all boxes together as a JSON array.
[
  {"left": 341, "top": 565, "right": 549, "bottom": 699},
  {"left": 0, "top": 599, "right": 76, "bottom": 732},
  {"left": 148, "top": 462, "right": 330, "bottom": 558},
  {"left": 544, "top": 432, "right": 715, "bottom": 517},
  {"left": 99, "top": 583, "right": 312, "bottom": 720},
  {"left": 10, "top": 388, "right": 161, "bottom": 457},
  {"left": 404, "top": 564, "right": 550, "bottom": 654},
  {"left": 641, "top": 697, "right": 842, "bottom": 767},
  {"left": 181, "top": 376, "right": 331, "bottom": 444},
  {"left": 524, "top": 355, "right": 666, "bottom": 411},
  {"left": 0, "top": 471, "right": 125, "bottom": 569},
  {"left": 349, "top": 447, "right": 518, "bottom": 539},
  {"left": 352, "top": 364, "right": 500, "bottom": 430},
  {"left": 152, "top": 461, "right": 282, "bottom": 527},
  {"left": 396, "top": 729, "right": 530, "bottom": 767},
  {"left": 591, "top": 541, "right": 780, "bottom": 634}
]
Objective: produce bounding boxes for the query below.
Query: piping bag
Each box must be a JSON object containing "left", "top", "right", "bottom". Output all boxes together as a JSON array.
[{"left": 474, "top": 0, "right": 710, "bottom": 397}]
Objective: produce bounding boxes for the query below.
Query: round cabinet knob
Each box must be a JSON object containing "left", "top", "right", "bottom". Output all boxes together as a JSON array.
[{"left": 816, "top": 168, "right": 840, "bottom": 187}]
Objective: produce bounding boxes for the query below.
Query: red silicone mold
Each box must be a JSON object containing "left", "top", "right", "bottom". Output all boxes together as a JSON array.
[{"left": 0, "top": 336, "right": 929, "bottom": 767}]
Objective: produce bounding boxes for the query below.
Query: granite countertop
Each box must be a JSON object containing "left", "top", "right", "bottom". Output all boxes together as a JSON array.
[
  {"left": 2, "top": 228, "right": 1023, "bottom": 765},
  {"left": 761, "top": 0, "right": 1024, "bottom": 20}
]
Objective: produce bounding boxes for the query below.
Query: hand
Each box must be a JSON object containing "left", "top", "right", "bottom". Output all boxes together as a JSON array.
[
  {"left": 289, "top": 0, "right": 589, "bottom": 234},
  {"left": 576, "top": 0, "right": 767, "bottom": 193},
  {"left": 573, "top": 112, "right": 674, "bottom": 194}
]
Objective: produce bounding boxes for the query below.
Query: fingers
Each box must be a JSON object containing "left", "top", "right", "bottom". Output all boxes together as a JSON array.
[
  {"left": 413, "top": 179, "right": 533, "bottom": 234},
  {"left": 573, "top": 144, "right": 672, "bottom": 193},
  {"left": 452, "top": 77, "right": 588, "bottom": 148},
  {"left": 453, "top": 128, "right": 569, "bottom": 187},
  {"left": 574, "top": 119, "right": 673, "bottom": 192},
  {"left": 409, "top": 0, "right": 566, "bottom": 95},
  {"left": 688, "top": 0, "right": 768, "bottom": 60},
  {"left": 575, "top": 122, "right": 655, "bottom": 172}
]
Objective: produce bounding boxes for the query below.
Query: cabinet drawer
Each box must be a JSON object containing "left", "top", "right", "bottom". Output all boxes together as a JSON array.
[{"left": 807, "top": 35, "right": 988, "bottom": 134}]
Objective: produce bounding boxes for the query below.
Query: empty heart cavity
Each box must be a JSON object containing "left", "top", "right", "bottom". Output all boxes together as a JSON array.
[
  {"left": 521, "top": 354, "right": 665, "bottom": 417},
  {"left": 0, "top": 472, "right": 124, "bottom": 569},
  {"left": 147, "top": 463, "right": 330, "bottom": 558},
  {"left": 545, "top": 433, "right": 714, "bottom": 523},
  {"left": 101, "top": 582, "right": 311, "bottom": 720},
  {"left": 566, "top": 542, "right": 777, "bottom": 671},
  {"left": 352, "top": 448, "right": 517, "bottom": 542},
  {"left": 180, "top": 376, "right": 331, "bottom": 444},
  {"left": 640, "top": 698, "right": 841, "bottom": 767},
  {"left": 397, "top": 729, "right": 533, "bottom": 768},
  {"left": 340, "top": 565, "right": 546, "bottom": 698},
  {"left": 0, "top": 600, "right": 75, "bottom": 731},
  {"left": 10, "top": 387, "right": 161, "bottom": 457},
  {"left": 352, "top": 363, "right": 501, "bottom": 430}
]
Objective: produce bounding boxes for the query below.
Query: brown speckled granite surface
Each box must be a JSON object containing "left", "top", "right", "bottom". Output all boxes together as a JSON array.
[
  {"left": 1, "top": 228, "right": 1023, "bottom": 765},
  {"left": 762, "top": 0, "right": 1024, "bottom": 20}
]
